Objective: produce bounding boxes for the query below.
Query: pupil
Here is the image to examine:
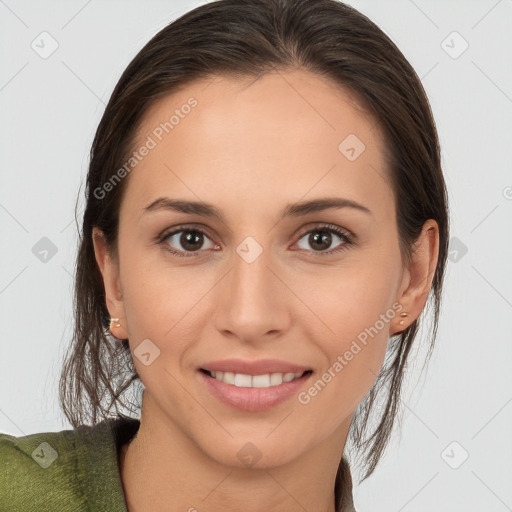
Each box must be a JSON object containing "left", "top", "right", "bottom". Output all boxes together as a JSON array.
[
  {"left": 311, "top": 231, "right": 331, "bottom": 251},
  {"left": 181, "top": 231, "right": 202, "bottom": 251}
]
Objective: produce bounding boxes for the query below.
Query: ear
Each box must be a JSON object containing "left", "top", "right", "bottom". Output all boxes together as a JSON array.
[
  {"left": 92, "top": 227, "right": 129, "bottom": 339},
  {"left": 391, "top": 219, "right": 440, "bottom": 336}
]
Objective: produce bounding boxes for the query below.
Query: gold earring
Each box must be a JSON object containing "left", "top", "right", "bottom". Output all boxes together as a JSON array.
[
  {"left": 110, "top": 317, "right": 121, "bottom": 328},
  {"left": 399, "top": 312, "right": 408, "bottom": 326}
]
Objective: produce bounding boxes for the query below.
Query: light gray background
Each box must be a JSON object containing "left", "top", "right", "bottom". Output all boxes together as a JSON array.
[{"left": 1, "top": 1, "right": 511, "bottom": 511}]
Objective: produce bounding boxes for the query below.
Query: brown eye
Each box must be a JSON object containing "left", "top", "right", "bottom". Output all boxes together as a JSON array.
[
  {"left": 162, "top": 228, "right": 217, "bottom": 257},
  {"left": 295, "top": 225, "right": 353, "bottom": 255}
]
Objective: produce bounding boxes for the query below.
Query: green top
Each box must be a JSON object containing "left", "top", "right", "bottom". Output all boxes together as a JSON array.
[
  {"left": 0, "top": 413, "right": 139, "bottom": 512},
  {"left": 0, "top": 414, "right": 356, "bottom": 511}
]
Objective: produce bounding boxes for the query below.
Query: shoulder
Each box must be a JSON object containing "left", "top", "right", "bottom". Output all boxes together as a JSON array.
[
  {"left": 0, "top": 415, "right": 137, "bottom": 512},
  {"left": 0, "top": 426, "right": 88, "bottom": 511}
]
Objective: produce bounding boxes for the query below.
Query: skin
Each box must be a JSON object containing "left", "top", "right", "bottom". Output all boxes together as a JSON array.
[{"left": 93, "top": 69, "right": 439, "bottom": 512}]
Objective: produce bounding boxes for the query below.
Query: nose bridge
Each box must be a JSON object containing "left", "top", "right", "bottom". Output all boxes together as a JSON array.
[
  {"left": 215, "top": 235, "right": 288, "bottom": 338},
  {"left": 230, "top": 236, "right": 275, "bottom": 311}
]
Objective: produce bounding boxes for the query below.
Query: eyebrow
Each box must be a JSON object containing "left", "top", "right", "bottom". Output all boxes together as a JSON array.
[{"left": 143, "top": 197, "right": 372, "bottom": 222}]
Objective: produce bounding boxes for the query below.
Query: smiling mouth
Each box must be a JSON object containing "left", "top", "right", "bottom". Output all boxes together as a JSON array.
[{"left": 200, "top": 368, "right": 313, "bottom": 388}]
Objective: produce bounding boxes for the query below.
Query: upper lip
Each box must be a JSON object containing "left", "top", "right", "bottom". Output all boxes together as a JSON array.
[{"left": 200, "top": 358, "right": 312, "bottom": 376}]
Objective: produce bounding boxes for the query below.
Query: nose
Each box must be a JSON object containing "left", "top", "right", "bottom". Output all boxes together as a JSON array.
[{"left": 213, "top": 240, "right": 291, "bottom": 345}]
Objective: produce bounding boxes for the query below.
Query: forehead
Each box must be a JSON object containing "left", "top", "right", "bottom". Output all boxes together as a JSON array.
[{"left": 121, "top": 69, "right": 392, "bottom": 223}]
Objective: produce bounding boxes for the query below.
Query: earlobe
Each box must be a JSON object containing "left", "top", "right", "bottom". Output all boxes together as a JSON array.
[
  {"left": 92, "top": 227, "right": 129, "bottom": 339},
  {"left": 392, "top": 220, "right": 440, "bottom": 335}
]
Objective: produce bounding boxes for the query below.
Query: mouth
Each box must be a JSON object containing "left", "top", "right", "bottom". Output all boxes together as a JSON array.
[
  {"left": 198, "top": 367, "right": 313, "bottom": 411},
  {"left": 199, "top": 368, "right": 313, "bottom": 388}
]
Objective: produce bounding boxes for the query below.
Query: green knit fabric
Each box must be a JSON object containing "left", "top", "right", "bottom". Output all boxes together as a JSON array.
[{"left": 0, "top": 414, "right": 139, "bottom": 512}]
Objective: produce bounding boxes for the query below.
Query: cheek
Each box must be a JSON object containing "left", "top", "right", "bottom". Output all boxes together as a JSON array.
[
  {"left": 312, "top": 258, "right": 400, "bottom": 344},
  {"left": 299, "top": 255, "right": 400, "bottom": 413},
  {"left": 119, "top": 249, "right": 215, "bottom": 363},
  {"left": 298, "top": 302, "right": 390, "bottom": 433},
  {"left": 321, "top": 285, "right": 391, "bottom": 391}
]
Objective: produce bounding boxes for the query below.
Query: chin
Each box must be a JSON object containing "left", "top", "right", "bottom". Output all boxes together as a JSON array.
[{"left": 197, "top": 434, "right": 307, "bottom": 470}]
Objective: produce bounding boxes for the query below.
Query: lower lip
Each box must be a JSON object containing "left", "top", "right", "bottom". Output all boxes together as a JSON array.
[{"left": 198, "top": 370, "right": 312, "bottom": 412}]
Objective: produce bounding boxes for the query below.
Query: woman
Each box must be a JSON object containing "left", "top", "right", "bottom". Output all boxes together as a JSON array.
[{"left": 0, "top": 0, "right": 448, "bottom": 510}]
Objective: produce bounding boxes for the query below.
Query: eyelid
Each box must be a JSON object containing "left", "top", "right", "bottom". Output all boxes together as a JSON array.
[
  {"left": 156, "top": 223, "right": 217, "bottom": 243},
  {"left": 295, "top": 222, "right": 353, "bottom": 239},
  {"left": 158, "top": 222, "right": 353, "bottom": 241}
]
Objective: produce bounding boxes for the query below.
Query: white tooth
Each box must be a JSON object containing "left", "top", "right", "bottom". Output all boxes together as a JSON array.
[
  {"left": 234, "top": 373, "right": 252, "bottom": 387},
  {"left": 252, "top": 374, "right": 271, "bottom": 388},
  {"left": 212, "top": 371, "right": 303, "bottom": 387},
  {"left": 223, "top": 372, "right": 235, "bottom": 385},
  {"left": 270, "top": 373, "right": 284, "bottom": 386},
  {"left": 210, "top": 370, "right": 217, "bottom": 378}
]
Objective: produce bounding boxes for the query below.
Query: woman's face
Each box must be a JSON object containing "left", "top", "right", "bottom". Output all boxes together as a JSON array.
[{"left": 96, "top": 69, "right": 414, "bottom": 468}]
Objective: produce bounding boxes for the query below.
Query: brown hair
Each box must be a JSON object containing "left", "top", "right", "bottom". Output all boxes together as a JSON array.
[{"left": 59, "top": 0, "right": 449, "bottom": 496}]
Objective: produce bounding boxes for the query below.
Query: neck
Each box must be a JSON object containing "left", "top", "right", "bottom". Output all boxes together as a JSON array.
[{"left": 119, "top": 394, "right": 351, "bottom": 512}]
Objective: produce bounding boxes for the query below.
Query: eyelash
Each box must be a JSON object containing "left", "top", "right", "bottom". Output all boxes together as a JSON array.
[{"left": 156, "top": 223, "right": 354, "bottom": 258}]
